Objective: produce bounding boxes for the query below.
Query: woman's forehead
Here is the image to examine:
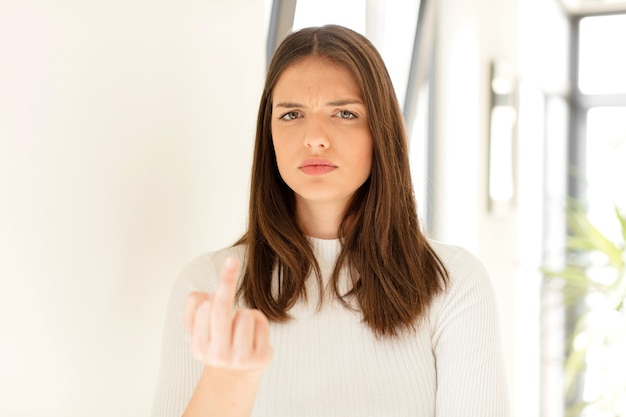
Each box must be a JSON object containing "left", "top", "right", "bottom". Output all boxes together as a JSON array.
[{"left": 272, "top": 57, "right": 362, "bottom": 99}]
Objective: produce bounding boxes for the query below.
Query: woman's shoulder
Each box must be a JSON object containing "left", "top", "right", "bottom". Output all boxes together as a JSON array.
[
  {"left": 426, "top": 238, "right": 496, "bottom": 310},
  {"left": 175, "top": 243, "right": 248, "bottom": 293},
  {"left": 427, "top": 238, "right": 490, "bottom": 280}
]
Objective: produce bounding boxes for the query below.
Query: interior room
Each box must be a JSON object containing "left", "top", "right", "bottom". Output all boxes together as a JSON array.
[{"left": 1, "top": 0, "right": 624, "bottom": 416}]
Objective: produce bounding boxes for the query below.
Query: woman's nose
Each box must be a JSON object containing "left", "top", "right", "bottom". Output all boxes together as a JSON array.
[{"left": 303, "top": 120, "right": 331, "bottom": 150}]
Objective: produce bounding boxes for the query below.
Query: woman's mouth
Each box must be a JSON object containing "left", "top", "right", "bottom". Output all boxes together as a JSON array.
[{"left": 299, "top": 158, "right": 338, "bottom": 176}]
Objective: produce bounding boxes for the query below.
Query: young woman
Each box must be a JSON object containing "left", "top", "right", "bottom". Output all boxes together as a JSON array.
[{"left": 152, "top": 25, "right": 510, "bottom": 417}]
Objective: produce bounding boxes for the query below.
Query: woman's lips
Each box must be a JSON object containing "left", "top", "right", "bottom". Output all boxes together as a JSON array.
[{"left": 299, "top": 158, "right": 337, "bottom": 176}]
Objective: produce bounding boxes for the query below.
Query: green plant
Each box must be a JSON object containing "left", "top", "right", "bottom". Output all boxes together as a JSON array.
[{"left": 543, "top": 202, "right": 626, "bottom": 417}]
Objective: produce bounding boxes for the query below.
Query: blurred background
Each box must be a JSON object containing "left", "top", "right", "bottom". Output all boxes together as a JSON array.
[{"left": 1, "top": 0, "right": 624, "bottom": 416}]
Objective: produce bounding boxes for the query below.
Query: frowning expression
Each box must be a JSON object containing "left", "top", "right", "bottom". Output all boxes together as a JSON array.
[{"left": 271, "top": 57, "right": 373, "bottom": 211}]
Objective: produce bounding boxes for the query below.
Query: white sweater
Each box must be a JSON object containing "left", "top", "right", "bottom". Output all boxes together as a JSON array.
[{"left": 151, "top": 238, "right": 510, "bottom": 417}]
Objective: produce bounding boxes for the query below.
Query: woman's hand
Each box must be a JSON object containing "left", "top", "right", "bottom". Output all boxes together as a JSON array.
[{"left": 183, "top": 257, "right": 273, "bottom": 373}]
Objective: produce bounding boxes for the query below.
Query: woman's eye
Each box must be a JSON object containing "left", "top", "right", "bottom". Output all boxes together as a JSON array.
[
  {"left": 280, "top": 111, "right": 301, "bottom": 121},
  {"left": 336, "top": 110, "right": 356, "bottom": 119}
]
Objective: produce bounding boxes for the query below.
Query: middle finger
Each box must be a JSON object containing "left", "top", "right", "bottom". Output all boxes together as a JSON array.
[{"left": 210, "top": 257, "right": 240, "bottom": 361}]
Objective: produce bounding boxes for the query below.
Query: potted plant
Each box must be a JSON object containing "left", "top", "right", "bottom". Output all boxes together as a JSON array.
[{"left": 543, "top": 202, "right": 626, "bottom": 417}]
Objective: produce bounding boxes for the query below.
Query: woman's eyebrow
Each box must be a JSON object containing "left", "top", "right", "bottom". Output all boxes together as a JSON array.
[
  {"left": 274, "top": 99, "right": 364, "bottom": 108},
  {"left": 326, "top": 99, "right": 363, "bottom": 106},
  {"left": 274, "top": 102, "right": 302, "bottom": 109}
]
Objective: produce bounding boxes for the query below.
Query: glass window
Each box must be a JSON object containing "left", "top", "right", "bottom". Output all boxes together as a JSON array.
[
  {"left": 585, "top": 106, "right": 626, "bottom": 236},
  {"left": 578, "top": 14, "right": 626, "bottom": 94}
]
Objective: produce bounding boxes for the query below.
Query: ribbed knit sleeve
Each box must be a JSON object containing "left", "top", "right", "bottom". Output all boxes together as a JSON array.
[{"left": 428, "top": 242, "right": 511, "bottom": 416}]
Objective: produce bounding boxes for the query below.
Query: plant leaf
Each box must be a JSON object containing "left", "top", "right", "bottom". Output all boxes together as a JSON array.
[
  {"left": 568, "top": 208, "right": 623, "bottom": 267},
  {"left": 565, "top": 400, "right": 590, "bottom": 417},
  {"left": 543, "top": 267, "right": 606, "bottom": 289},
  {"left": 614, "top": 204, "right": 626, "bottom": 244}
]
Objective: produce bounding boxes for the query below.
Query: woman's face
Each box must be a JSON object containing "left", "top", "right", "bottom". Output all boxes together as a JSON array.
[{"left": 271, "top": 57, "right": 373, "bottom": 212}]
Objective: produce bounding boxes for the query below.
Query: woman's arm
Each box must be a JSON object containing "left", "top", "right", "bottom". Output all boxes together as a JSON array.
[{"left": 183, "top": 366, "right": 264, "bottom": 417}]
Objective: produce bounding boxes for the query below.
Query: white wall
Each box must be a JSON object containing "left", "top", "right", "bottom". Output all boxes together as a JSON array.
[
  {"left": 0, "top": 1, "right": 264, "bottom": 415},
  {"left": 432, "top": 0, "right": 520, "bottom": 411},
  {"left": 433, "top": 0, "right": 570, "bottom": 416}
]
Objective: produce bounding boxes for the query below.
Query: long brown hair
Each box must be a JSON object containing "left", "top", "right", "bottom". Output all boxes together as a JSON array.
[{"left": 236, "top": 25, "right": 448, "bottom": 338}]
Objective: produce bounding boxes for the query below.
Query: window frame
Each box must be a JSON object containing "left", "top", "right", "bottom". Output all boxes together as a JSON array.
[{"left": 564, "top": 7, "right": 626, "bottom": 414}]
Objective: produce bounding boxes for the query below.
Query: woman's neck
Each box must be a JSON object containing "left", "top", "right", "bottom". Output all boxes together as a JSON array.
[{"left": 295, "top": 198, "right": 346, "bottom": 240}]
